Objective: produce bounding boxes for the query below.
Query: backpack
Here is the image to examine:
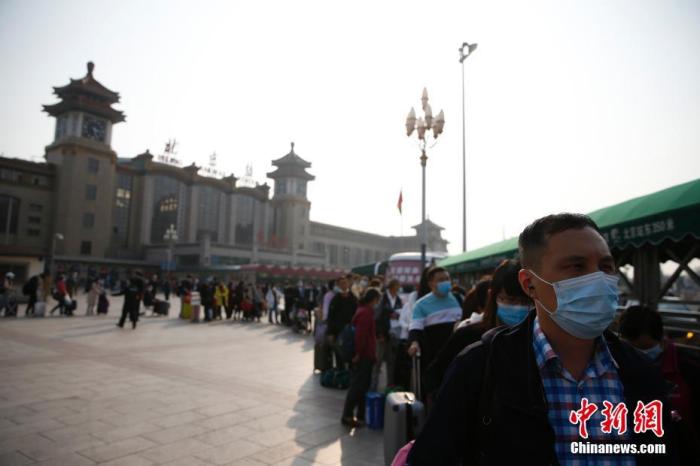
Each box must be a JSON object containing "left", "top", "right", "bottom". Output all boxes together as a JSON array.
[
  {"left": 320, "top": 368, "right": 350, "bottom": 389},
  {"left": 338, "top": 323, "right": 356, "bottom": 362}
]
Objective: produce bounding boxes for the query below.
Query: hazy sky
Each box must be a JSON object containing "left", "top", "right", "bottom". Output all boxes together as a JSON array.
[{"left": 1, "top": 0, "right": 699, "bottom": 255}]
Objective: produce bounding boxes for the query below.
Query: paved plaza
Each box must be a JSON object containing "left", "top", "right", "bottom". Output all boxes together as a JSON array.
[{"left": 0, "top": 296, "right": 384, "bottom": 466}]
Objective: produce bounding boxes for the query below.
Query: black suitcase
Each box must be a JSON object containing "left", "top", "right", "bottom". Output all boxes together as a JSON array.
[
  {"left": 154, "top": 300, "right": 170, "bottom": 316},
  {"left": 314, "top": 343, "right": 331, "bottom": 373}
]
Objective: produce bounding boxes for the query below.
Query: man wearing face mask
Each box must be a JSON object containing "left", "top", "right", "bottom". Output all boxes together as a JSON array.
[
  {"left": 407, "top": 214, "right": 675, "bottom": 466},
  {"left": 407, "top": 266, "right": 463, "bottom": 399}
]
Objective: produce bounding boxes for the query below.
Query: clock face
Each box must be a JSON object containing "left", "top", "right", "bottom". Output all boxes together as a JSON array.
[{"left": 81, "top": 115, "right": 107, "bottom": 142}]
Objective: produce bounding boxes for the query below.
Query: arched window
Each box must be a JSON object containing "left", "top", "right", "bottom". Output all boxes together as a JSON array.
[
  {"left": 197, "top": 186, "right": 222, "bottom": 242},
  {"left": 234, "top": 194, "right": 257, "bottom": 246},
  {"left": 150, "top": 176, "right": 186, "bottom": 243}
]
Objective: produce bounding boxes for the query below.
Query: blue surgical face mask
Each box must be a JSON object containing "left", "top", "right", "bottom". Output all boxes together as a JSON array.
[
  {"left": 496, "top": 303, "right": 530, "bottom": 326},
  {"left": 641, "top": 344, "right": 663, "bottom": 360},
  {"left": 529, "top": 270, "right": 619, "bottom": 339},
  {"left": 436, "top": 280, "right": 452, "bottom": 296}
]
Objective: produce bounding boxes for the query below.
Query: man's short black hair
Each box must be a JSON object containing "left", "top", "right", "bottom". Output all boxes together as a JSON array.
[
  {"left": 619, "top": 305, "right": 663, "bottom": 342},
  {"left": 518, "top": 213, "right": 601, "bottom": 268},
  {"left": 426, "top": 266, "right": 447, "bottom": 282}
]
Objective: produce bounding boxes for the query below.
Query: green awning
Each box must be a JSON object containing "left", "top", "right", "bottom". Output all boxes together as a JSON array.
[
  {"left": 440, "top": 178, "right": 700, "bottom": 274},
  {"left": 589, "top": 178, "right": 700, "bottom": 249},
  {"left": 439, "top": 237, "right": 519, "bottom": 274},
  {"left": 351, "top": 261, "right": 388, "bottom": 277}
]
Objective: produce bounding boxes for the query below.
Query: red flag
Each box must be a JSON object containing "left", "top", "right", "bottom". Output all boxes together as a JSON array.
[{"left": 397, "top": 190, "right": 403, "bottom": 214}]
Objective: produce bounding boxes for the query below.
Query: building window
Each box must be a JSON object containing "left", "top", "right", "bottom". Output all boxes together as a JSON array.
[
  {"left": 342, "top": 247, "right": 351, "bottom": 266},
  {"left": 83, "top": 213, "right": 95, "bottom": 228},
  {"left": 329, "top": 244, "right": 338, "bottom": 265},
  {"left": 150, "top": 175, "right": 187, "bottom": 243},
  {"left": 0, "top": 195, "right": 20, "bottom": 234},
  {"left": 0, "top": 169, "right": 21, "bottom": 182},
  {"left": 80, "top": 241, "right": 92, "bottom": 255},
  {"left": 364, "top": 249, "right": 372, "bottom": 263},
  {"left": 197, "top": 186, "right": 222, "bottom": 242},
  {"left": 274, "top": 180, "right": 287, "bottom": 196},
  {"left": 28, "top": 216, "right": 41, "bottom": 225},
  {"left": 113, "top": 173, "right": 132, "bottom": 246},
  {"left": 85, "top": 184, "right": 97, "bottom": 200},
  {"left": 55, "top": 115, "right": 68, "bottom": 139},
  {"left": 297, "top": 181, "right": 307, "bottom": 196},
  {"left": 234, "top": 194, "right": 256, "bottom": 246},
  {"left": 30, "top": 175, "right": 48, "bottom": 186},
  {"left": 87, "top": 158, "right": 99, "bottom": 173},
  {"left": 27, "top": 229, "right": 40, "bottom": 237},
  {"left": 29, "top": 203, "right": 43, "bottom": 212}
]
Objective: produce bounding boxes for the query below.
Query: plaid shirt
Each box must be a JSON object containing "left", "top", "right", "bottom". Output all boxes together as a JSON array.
[{"left": 532, "top": 317, "right": 635, "bottom": 466}]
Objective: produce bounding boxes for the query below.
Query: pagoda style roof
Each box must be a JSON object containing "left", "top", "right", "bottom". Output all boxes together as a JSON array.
[
  {"left": 412, "top": 219, "right": 445, "bottom": 231},
  {"left": 267, "top": 142, "right": 315, "bottom": 181},
  {"left": 43, "top": 62, "right": 126, "bottom": 123}
]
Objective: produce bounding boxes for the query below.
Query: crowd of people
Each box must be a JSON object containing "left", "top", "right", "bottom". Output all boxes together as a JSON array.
[
  {"left": 2, "top": 212, "right": 699, "bottom": 464},
  {"left": 401, "top": 213, "right": 700, "bottom": 465}
]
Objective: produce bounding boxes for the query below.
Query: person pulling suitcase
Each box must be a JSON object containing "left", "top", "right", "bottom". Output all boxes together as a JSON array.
[{"left": 341, "top": 288, "right": 381, "bottom": 428}]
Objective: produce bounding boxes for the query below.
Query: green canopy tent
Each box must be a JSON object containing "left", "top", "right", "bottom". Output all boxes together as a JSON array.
[
  {"left": 439, "top": 178, "right": 700, "bottom": 309},
  {"left": 350, "top": 261, "right": 388, "bottom": 278}
]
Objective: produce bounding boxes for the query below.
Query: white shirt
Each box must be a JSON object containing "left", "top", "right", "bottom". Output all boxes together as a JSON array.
[{"left": 398, "top": 291, "right": 417, "bottom": 340}]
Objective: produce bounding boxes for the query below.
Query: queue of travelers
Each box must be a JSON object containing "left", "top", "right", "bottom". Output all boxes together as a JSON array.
[
  {"left": 403, "top": 213, "right": 698, "bottom": 465},
  {"left": 2, "top": 212, "right": 698, "bottom": 465}
]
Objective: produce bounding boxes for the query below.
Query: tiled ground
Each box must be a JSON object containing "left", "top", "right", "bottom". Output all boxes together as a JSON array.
[{"left": 0, "top": 296, "right": 383, "bottom": 465}]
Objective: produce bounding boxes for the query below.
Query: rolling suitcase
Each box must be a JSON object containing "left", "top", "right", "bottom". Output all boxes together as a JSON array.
[
  {"left": 154, "top": 300, "right": 170, "bottom": 316},
  {"left": 34, "top": 301, "right": 46, "bottom": 317},
  {"left": 365, "top": 392, "right": 386, "bottom": 430},
  {"left": 383, "top": 355, "right": 426, "bottom": 466},
  {"left": 314, "top": 342, "right": 330, "bottom": 373}
]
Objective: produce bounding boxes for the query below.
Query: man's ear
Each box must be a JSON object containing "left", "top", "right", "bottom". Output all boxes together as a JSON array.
[{"left": 518, "top": 269, "right": 536, "bottom": 299}]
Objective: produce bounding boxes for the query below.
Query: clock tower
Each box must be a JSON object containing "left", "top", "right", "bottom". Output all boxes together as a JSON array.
[
  {"left": 267, "top": 143, "right": 315, "bottom": 264},
  {"left": 43, "top": 62, "right": 125, "bottom": 259}
]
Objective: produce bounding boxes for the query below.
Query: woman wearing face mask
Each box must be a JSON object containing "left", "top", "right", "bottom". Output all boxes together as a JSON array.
[{"left": 425, "top": 259, "right": 531, "bottom": 395}]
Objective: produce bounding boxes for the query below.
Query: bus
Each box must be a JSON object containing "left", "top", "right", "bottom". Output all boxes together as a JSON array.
[{"left": 387, "top": 251, "right": 448, "bottom": 290}]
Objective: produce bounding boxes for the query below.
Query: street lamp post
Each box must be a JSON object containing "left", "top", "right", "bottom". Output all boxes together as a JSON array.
[
  {"left": 459, "top": 41, "right": 477, "bottom": 253},
  {"left": 163, "top": 224, "right": 179, "bottom": 272},
  {"left": 405, "top": 88, "right": 445, "bottom": 271},
  {"left": 46, "top": 233, "right": 64, "bottom": 276}
]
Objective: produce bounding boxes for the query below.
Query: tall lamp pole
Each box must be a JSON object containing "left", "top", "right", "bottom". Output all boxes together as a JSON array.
[
  {"left": 459, "top": 41, "right": 477, "bottom": 252},
  {"left": 46, "top": 233, "right": 64, "bottom": 276},
  {"left": 163, "top": 224, "right": 179, "bottom": 273},
  {"left": 405, "top": 88, "right": 445, "bottom": 271}
]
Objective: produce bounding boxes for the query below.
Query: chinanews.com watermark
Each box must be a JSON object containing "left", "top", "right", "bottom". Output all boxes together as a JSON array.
[
  {"left": 571, "top": 442, "right": 666, "bottom": 455},
  {"left": 569, "top": 398, "right": 667, "bottom": 456}
]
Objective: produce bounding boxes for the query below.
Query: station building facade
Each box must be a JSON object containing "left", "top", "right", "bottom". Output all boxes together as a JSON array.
[{"left": 0, "top": 63, "right": 448, "bottom": 281}]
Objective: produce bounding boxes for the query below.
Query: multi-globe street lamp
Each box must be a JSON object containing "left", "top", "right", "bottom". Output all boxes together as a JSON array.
[
  {"left": 405, "top": 88, "right": 445, "bottom": 270},
  {"left": 459, "top": 41, "right": 477, "bottom": 253}
]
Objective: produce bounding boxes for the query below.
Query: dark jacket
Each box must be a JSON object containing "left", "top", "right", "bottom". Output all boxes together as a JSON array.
[
  {"left": 327, "top": 291, "right": 358, "bottom": 337},
  {"left": 284, "top": 286, "right": 300, "bottom": 311},
  {"left": 113, "top": 279, "right": 143, "bottom": 312},
  {"left": 425, "top": 322, "right": 485, "bottom": 396},
  {"left": 353, "top": 305, "right": 377, "bottom": 362},
  {"left": 407, "top": 310, "right": 677, "bottom": 466},
  {"left": 199, "top": 282, "right": 214, "bottom": 307},
  {"left": 376, "top": 291, "right": 403, "bottom": 339}
]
